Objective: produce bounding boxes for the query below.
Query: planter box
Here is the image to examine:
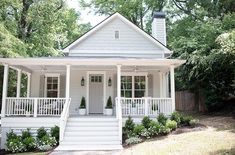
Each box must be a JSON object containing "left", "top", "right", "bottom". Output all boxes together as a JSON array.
[
  {"left": 79, "top": 109, "right": 86, "bottom": 115},
  {"left": 104, "top": 109, "right": 113, "bottom": 116}
]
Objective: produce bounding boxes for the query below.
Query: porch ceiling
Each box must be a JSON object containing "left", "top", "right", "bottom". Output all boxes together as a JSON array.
[{"left": 0, "top": 57, "right": 185, "bottom": 73}]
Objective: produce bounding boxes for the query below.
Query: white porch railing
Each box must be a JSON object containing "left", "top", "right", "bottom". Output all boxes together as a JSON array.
[
  {"left": 5, "top": 97, "right": 67, "bottom": 117},
  {"left": 59, "top": 98, "right": 71, "bottom": 142},
  {"left": 120, "top": 97, "right": 173, "bottom": 116}
]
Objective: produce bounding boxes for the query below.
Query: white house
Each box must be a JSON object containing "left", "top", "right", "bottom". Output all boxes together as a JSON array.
[{"left": 0, "top": 12, "right": 185, "bottom": 150}]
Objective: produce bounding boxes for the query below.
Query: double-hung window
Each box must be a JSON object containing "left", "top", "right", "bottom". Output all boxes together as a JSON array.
[
  {"left": 45, "top": 74, "right": 60, "bottom": 98},
  {"left": 121, "top": 74, "right": 147, "bottom": 98}
]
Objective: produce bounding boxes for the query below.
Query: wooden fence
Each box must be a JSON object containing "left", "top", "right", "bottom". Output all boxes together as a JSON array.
[
  {"left": 175, "top": 91, "right": 195, "bottom": 111},
  {"left": 175, "top": 90, "right": 206, "bottom": 112}
]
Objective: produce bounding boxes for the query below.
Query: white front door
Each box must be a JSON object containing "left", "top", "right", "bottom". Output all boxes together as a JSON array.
[{"left": 89, "top": 74, "right": 104, "bottom": 114}]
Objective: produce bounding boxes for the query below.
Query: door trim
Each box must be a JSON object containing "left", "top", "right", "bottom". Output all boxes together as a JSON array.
[{"left": 86, "top": 71, "right": 106, "bottom": 115}]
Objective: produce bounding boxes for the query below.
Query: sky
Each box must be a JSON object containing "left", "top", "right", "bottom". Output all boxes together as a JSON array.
[{"left": 66, "top": 0, "right": 107, "bottom": 26}]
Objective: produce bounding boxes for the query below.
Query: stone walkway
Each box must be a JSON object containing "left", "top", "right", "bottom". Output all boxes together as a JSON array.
[{"left": 50, "top": 150, "right": 122, "bottom": 155}]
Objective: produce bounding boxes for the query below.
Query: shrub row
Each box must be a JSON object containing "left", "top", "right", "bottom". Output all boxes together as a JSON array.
[
  {"left": 123, "top": 112, "right": 198, "bottom": 145},
  {"left": 6, "top": 126, "right": 59, "bottom": 153}
]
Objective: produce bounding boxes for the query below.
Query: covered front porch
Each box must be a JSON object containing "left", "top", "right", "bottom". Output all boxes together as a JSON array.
[{"left": 0, "top": 57, "right": 184, "bottom": 118}]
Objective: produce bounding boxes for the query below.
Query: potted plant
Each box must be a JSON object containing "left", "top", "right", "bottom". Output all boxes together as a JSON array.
[
  {"left": 152, "top": 104, "right": 158, "bottom": 115},
  {"left": 79, "top": 97, "right": 86, "bottom": 115},
  {"left": 104, "top": 96, "right": 113, "bottom": 116}
]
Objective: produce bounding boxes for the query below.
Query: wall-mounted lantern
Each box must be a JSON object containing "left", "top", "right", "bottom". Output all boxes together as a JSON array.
[
  {"left": 81, "top": 77, "right": 85, "bottom": 86},
  {"left": 108, "top": 77, "right": 112, "bottom": 86}
]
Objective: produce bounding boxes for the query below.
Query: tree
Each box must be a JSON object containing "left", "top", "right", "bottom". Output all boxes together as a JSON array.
[{"left": 80, "top": 0, "right": 166, "bottom": 30}]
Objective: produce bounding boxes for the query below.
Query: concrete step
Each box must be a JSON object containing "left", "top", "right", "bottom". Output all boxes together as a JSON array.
[{"left": 55, "top": 144, "right": 123, "bottom": 151}]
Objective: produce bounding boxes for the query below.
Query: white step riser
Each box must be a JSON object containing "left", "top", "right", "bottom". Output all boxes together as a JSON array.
[
  {"left": 65, "top": 126, "right": 118, "bottom": 131},
  {"left": 67, "top": 122, "right": 118, "bottom": 127},
  {"left": 68, "top": 118, "right": 117, "bottom": 122},
  {"left": 60, "top": 141, "right": 120, "bottom": 145},
  {"left": 63, "top": 136, "right": 119, "bottom": 142},
  {"left": 65, "top": 131, "right": 118, "bottom": 136},
  {"left": 55, "top": 145, "right": 122, "bottom": 151}
]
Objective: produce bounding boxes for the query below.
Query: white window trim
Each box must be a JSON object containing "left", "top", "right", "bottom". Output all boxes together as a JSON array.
[
  {"left": 44, "top": 73, "right": 60, "bottom": 98},
  {"left": 121, "top": 72, "right": 148, "bottom": 97}
]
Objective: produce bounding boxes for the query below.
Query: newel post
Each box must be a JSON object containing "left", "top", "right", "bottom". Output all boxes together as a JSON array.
[
  {"left": 1, "top": 64, "right": 9, "bottom": 117},
  {"left": 144, "top": 97, "right": 149, "bottom": 116},
  {"left": 34, "top": 98, "right": 38, "bottom": 117}
]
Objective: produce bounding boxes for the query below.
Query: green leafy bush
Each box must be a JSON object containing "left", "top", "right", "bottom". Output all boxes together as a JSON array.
[
  {"left": 6, "top": 131, "right": 26, "bottom": 153},
  {"left": 23, "top": 137, "right": 36, "bottom": 151},
  {"left": 157, "top": 113, "right": 168, "bottom": 125},
  {"left": 140, "top": 128, "right": 151, "bottom": 139},
  {"left": 51, "top": 126, "right": 59, "bottom": 143},
  {"left": 159, "top": 125, "right": 171, "bottom": 135},
  {"left": 133, "top": 124, "right": 145, "bottom": 136},
  {"left": 37, "top": 135, "right": 57, "bottom": 146},
  {"left": 125, "top": 136, "right": 142, "bottom": 145},
  {"left": 123, "top": 116, "right": 135, "bottom": 138},
  {"left": 6, "top": 136, "right": 26, "bottom": 153},
  {"left": 37, "top": 127, "right": 48, "bottom": 139},
  {"left": 148, "top": 120, "right": 161, "bottom": 136},
  {"left": 21, "top": 129, "right": 31, "bottom": 140},
  {"left": 38, "top": 145, "right": 52, "bottom": 151},
  {"left": 166, "top": 120, "right": 177, "bottom": 130},
  {"left": 181, "top": 115, "right": 193, "bottom": 126},
  {"left": 142, "top": 116, "right": 151, "bottom": 129},
  {"left": 189, "top": 119, "right": 199, "bottom": 127},
  {"left": 171, "top": 111, "right": 182, "bottom": 124}
]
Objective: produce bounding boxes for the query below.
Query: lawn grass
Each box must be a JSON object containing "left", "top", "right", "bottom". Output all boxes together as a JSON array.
[{"left": 121, "top": 115, "right": 235, "bottom": 155}]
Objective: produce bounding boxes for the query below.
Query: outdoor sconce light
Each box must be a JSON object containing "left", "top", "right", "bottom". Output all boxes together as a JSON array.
[
  {"left": 81, "top": 77, "right": 85, "bottom": 86},
  {"left": 108, "top": 77, "right": 112, "bottom": 86}
]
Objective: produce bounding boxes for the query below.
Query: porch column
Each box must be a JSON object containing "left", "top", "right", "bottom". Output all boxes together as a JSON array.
[
  {"left": 66, "top": 65, "right": 71, "bottom": 99},
  {"left": 170, "top": 66, "right": 175, "bottom": 112},
  {"left": 117, "top": 65, "right": 121, "bottom": 101},
  {"left": 16, "top": 69, "right": 22, "bottom": 97},
  {"left": 26, "top": 73, "right": 31, "bottom": 97},
  {"left": 1, "top": 64, "right": 9, "bottom": 117},
  {"left": 159, "top": 72, "right": 163, "bottom": 97}
]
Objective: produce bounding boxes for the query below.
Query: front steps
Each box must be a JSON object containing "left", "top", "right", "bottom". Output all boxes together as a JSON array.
[{"left": 56, "top": 117, "right": 123, "bottom": 151}]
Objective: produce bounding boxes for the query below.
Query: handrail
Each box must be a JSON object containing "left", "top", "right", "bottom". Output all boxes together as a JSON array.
[
  {"left": 115, "top": 97, "right": 122, "bottom": 144},
  {"left": 59, "top": 98, "right": 71, "bottom": 142}
]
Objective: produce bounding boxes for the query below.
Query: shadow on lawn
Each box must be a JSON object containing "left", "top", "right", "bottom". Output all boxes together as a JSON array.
[{"left": 209, "top": 146, "right": 235, "bottom": 155}]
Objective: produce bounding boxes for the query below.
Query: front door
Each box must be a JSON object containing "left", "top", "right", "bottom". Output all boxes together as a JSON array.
[{"left": 89, "top": 74, "right": 104, "bottom": 114}]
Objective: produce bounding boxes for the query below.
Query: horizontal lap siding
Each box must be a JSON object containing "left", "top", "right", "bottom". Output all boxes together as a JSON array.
[{"left": 69, "top": 17, "right": 163, "bottom": 58}]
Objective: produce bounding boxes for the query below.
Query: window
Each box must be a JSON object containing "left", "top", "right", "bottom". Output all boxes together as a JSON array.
[
  {"left": 121, "top": 75, "right": 146, "bottom": 98},
  {"left": 45, "top": 75, "right": 60, "bottom": 98},
  {"left": 115, "top": 30, "right": 119, "bottom": 39},
  {"left": 121, "top": 76, "right": 132, "bottom": 97},
  {"left": 90, "top": 75, "right": 102, "bottom": 83}
]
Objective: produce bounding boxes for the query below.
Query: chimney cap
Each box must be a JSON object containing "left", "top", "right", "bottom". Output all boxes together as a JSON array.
[{"left": 153, "top": 12, "right": 166, "bottom": 18}]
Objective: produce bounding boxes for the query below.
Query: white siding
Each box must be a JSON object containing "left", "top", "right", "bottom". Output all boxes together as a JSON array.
[{"left": 69, "top": 17, "right": 164, "bottom": 58}]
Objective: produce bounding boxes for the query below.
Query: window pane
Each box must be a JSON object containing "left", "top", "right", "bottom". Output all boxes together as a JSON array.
[
  {"left": 53, "top": 84, "right": 58, "bottom": 89},
  {"left": 135, "top": 90, "right": 145, "bottom": 98},
  {"left": 47, "top": 84, "right": 52, "bottom": 90},
  {"left": 47, "top": 77, "right": 52, "bottom": 83},
  {"left": 53, "top": 78, "right": 58, "bottom": 83},
  {"left": 47, "top": 91, "right": 58, "bottom": 98}
]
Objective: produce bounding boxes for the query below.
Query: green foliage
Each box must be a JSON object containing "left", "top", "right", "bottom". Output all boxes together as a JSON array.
[
  {"left": 171, "top": 111, "right": 182, "bottom": 124},
  {"left": 80, "top": 97, "right": 86, "bottom": 109},
  {"left": 21, "top": 129, "right": 31, "bottom": 140},
  {"left": 181, "top": 115, "right": 193, "bottom": 126},
  {"left": 157, "top": 113, "right": 168, "bottom": 125},
  {"left": 37, "top": 127, "right": 48, "bottom": 140},
  {"left": 125, "top": 136, "right": 142, "bottom": 145},
  {"left": 159, "top": 125, "right": 171, "bottom": 135},
  {"left": 148, "top": 120, "right": 161, "bottom": 136},
  {"left": 105, "top": 96, "right": 113, "bottom": 109},
  {"left": 124, "top": 116, "right": 135, "bottom": 138},
  {"left": 166, "top": 120, "right": 177, "bottom": 130},
  {"left": 141, "top": 116, "right": 151, "bottom": 129},
  {"left": 6, "top": 135, "right": 26, "bottom": 153},
  {"left": 140, "top": 128, "right": 151, "bottom": 139},
  {"left": 51, "top": 126, "right": 59, "bottom": 143},
  {"left": 22, "top": 137, "right": 36, "bottom": 151},
  {"left": 37, "top": 135, "right": 57, "bottom": 147},
  {"left": 189, "top": 119, "right": 199, "bottom": 127},
  {"left": 133, "top": 124, "right": 145, "bottom": 136}
]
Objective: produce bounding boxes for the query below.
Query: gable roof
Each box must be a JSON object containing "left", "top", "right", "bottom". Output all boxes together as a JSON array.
[{"left": 63, "top": 12, "right": 172, "bottom": 54}]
